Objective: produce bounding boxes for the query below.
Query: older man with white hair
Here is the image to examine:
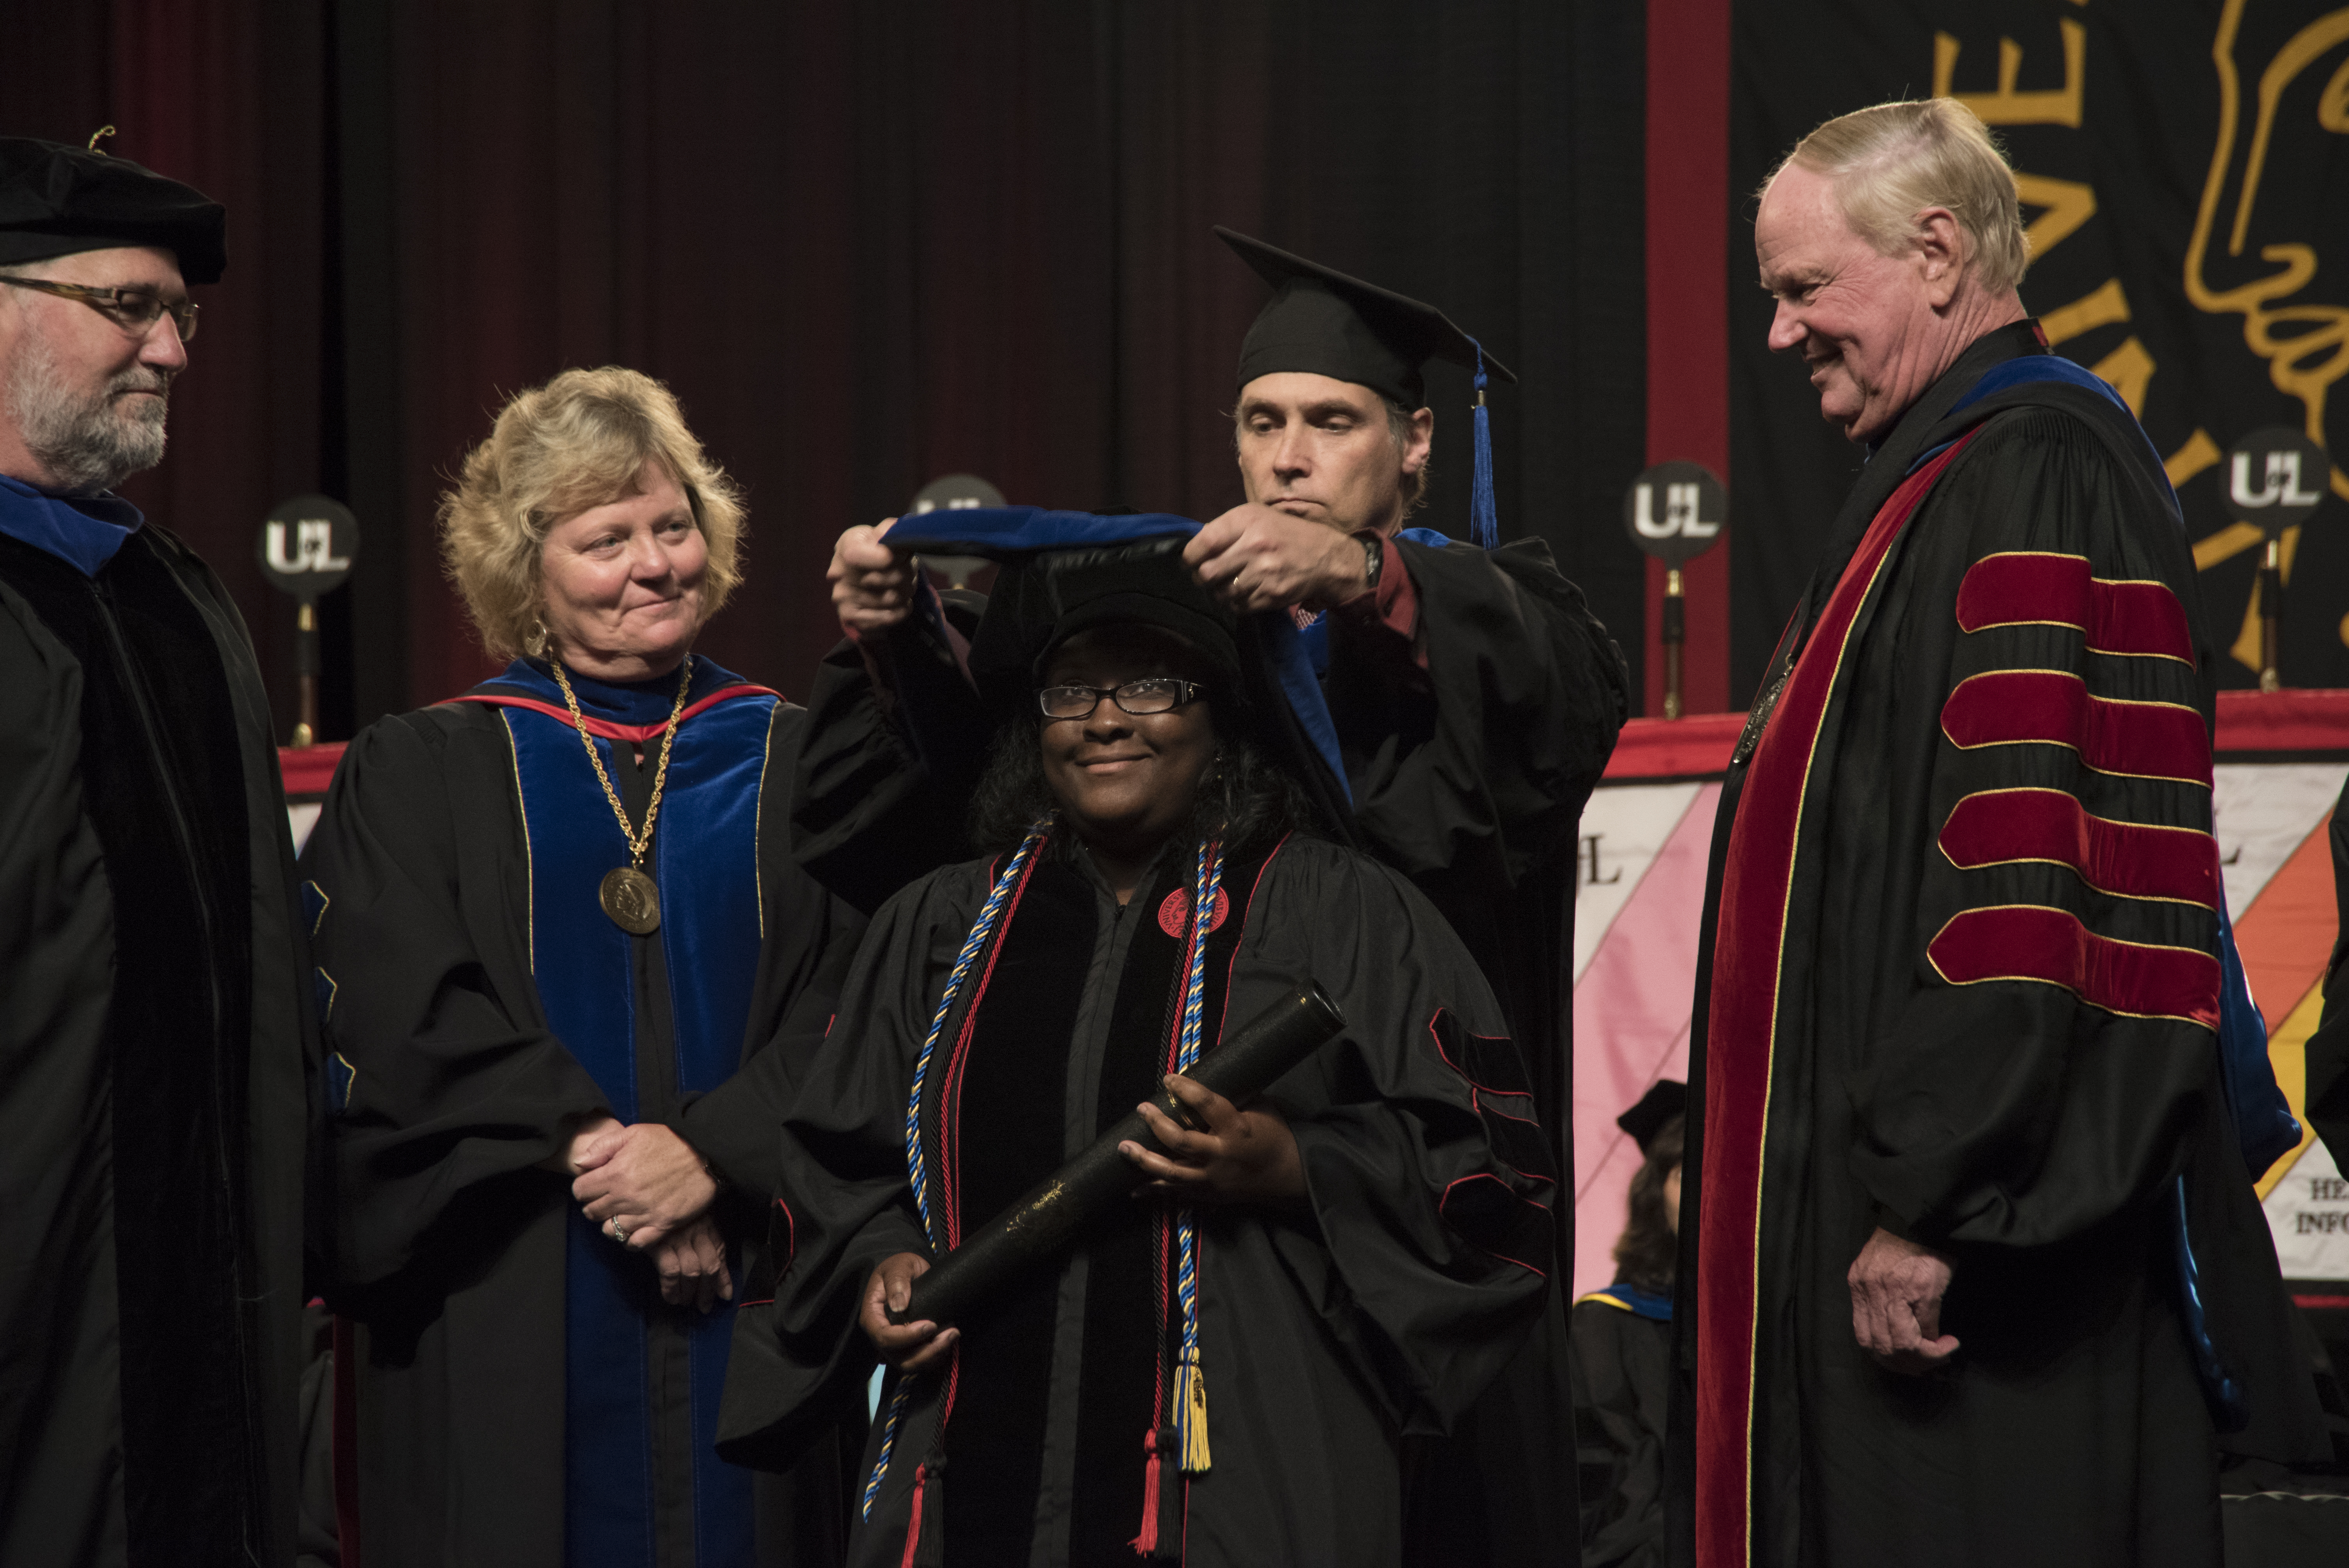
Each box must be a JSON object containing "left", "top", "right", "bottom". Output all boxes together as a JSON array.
[
  {"left": 1670, "top": 99, "right": 2319, "bottom": 1567},
  {"left": 0, "top": 136, "right": 312, "bottom": 1567}
]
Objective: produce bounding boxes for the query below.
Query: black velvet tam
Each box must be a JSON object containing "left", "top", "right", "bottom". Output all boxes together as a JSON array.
[
  {"left": 1217, "top": 225, "right": 1515, "bottom": 408},
  {"left": 1615, "top": 1078, "right": 1686, "bottom": 1156},
  {"left": 966, "top": 537, "right": 1241, "bottom": 709},
  {"left": 0, "top": 136, "right": 226, "bottom": 283}
]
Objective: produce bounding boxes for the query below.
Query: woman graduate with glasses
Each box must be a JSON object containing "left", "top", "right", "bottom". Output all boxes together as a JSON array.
[
  {"left": 717, "top": 512, "right": 1558, "bottom": 1567},
  {"left": 299, "top": 368, "right": 864, "bottom": 1566}
]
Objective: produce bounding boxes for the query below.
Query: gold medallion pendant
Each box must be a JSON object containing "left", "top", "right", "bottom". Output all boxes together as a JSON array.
[
  {"left": 600, "top": 865, "right": 662, "bottom": 935},
  {"left": 549, "top": 654, "right": 695, "bottom": 942}
]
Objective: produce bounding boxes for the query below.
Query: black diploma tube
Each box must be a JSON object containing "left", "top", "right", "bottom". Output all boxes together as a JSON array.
[{"left": 893, "top": 980, "right": 1347, "bottom": 1329}]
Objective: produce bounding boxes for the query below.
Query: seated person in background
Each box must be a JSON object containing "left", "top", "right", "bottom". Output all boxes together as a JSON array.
[
  {"left": 716, "top": 515, "right": 1558, "bottom": 1568},
  {"left": 1572, "top": 1082, "right": 1686, "bottom": 1568}
]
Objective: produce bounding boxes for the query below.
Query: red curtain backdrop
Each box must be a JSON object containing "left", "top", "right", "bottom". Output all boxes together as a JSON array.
[
  {"left": 1644, "top": 0, "right": 1731, "bottom": 716},
  {"left": 2, "top": 1, "right": 1652, "bottom": 734}
]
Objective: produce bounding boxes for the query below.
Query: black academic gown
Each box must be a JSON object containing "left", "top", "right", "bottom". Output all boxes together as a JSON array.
[
  {"left": 303, "top": 658, "right": 865, "bottom": 1568},
  {"left": 797, "top": 531, "right": 1626, "bottom": 1164},
  {"left": 1667, "top": 323, "right": 2323, "bottom": 1568},
  {"left": 0, "top": 508, "right": 312, "bottom": 1568},
  {"left": 718, "top": 831, "right": 1558, "bottom": 1568},
  {"left": 1571, "top": 1288, "right": 1672, "bottom": 1568},
  {"left": 791, "top": 528, "right": 1626, "bottom": 1564}
]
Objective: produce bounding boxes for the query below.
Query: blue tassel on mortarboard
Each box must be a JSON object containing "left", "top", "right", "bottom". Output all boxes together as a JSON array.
[{"left": 1469, "top": 341, "right": 1499, "bottom": 550}]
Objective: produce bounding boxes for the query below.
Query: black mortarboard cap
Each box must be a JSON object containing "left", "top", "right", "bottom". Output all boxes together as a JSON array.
[
  {"left": 1217, "top": 226, "right": 1515, "bottom": 547},
  {"left": 0, "top": 136, "right": 226, "bottom": 283},
  {"left": 1217, "top": 226, "right": 1515, "bottom": 411},
  {"left": 883, "top": 508, "right": 1358, "bottom": 831},
  {"left": 969, "top": 536, "right": 1246, "bottom": 717},
  {"left": 884, "top": 513, "right": 1246, "bottom": 720},
  {"left": 1617, "top": 1080, "right": 1688, "bottom": 1156}
]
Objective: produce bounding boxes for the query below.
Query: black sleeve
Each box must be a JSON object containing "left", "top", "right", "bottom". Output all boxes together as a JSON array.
[
  {"left": 716, "top": 868, "right": 981, "bottom": 1467},
  {"left": 1846, "top": 412, "right": 2228, "bottom": 1248},
  {"left": 1331, "top": 535, "right": 1628, "bottom": 895},
  {"left": 791, "top": 592, "right": 992, "bottom": 914},
  {"left": 1255, "top": 846, "right": 1560, "bottom": 1428},
  {"left": 1570, "top": 1303, "right": 1668, "bottom": 1568},
  {"left": 300, "top": 715, "right": 610, "bottom": 1289}
]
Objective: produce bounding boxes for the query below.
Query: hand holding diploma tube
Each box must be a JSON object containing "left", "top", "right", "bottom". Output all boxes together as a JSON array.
[{"left": 883, "top": 980, "right": 1345, "bottom": 1331}]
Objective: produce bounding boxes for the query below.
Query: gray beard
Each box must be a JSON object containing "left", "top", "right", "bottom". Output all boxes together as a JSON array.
[{"left": 3, "top": 329, "right": 171, "bottom": 494}]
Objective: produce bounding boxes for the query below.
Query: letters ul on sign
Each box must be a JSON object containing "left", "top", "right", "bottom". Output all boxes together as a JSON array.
[
  {"left": 264, "top": 519, "right": 353, "bottom": 575},
  {"left": 2219, "top": 427, "right": 2332, "bottom": 533},
  {"left": 256, "top": 494, "right": 360, "bottom": 601},
  {"left": 1633, "top": 482, "right": 1721, "bottom": 539},
  {"left": 2228, "top": 451, "right": 2325, "bottom": 511},
  {"left": 1620, "top": 460, "right": 1729, "bottom": 568}
]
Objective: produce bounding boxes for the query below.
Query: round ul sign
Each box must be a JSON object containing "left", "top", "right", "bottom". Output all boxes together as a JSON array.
[
  {"left": 2221, "top": 428, "right": 2331, "bottom": 533},
  {"left": 257, "top": 494, "right": 360, "bottom": 599},
  {"left": 1622, "top": 461, "right": 1727, "bottom": 565}
]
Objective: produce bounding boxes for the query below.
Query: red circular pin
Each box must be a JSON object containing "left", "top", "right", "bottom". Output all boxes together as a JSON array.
[{"left": 1157, "top": 886, "right": 1231, "bottom": 939}]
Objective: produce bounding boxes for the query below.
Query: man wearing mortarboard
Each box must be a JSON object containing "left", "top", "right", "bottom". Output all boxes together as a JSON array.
[
  {"left": 0, "top": 135, "right": 313, "bottom": 1566},
  {"left": 808, "top": 229, "right": 1628, "bottom": 1563}
]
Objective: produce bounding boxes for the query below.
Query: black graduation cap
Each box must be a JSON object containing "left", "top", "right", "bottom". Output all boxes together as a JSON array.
[
  {"left": 969, "top": 540, "right": 1247, "bottom": 720},
  {"left": 1216, "top": 226, "right": 1515, "bottom": 411},
  {"left": 1216, "top": 226, "right": 1513, "bottom": 547},
  {"left": 0, "top": 135, "right": 226, "bottom": 283},
  {"left": 884, "top": 507, "right": 1358, "bottom": 831},
  {"left": 1617, "top": 1080, "right": 1688, "bottom": 1156}
]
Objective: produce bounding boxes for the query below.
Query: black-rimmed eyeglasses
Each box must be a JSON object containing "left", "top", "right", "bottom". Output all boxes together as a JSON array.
[
  {"left": 1036, "top": 678, "right": 1207, "bottom": 720},
  {"left": 0, "top": 276, "right": 200, "bottom": 342}
]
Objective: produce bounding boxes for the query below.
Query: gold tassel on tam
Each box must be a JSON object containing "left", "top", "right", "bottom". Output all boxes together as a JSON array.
[{"left": 1174, "top": 1347, "right": 1212, "bottom": 1472}]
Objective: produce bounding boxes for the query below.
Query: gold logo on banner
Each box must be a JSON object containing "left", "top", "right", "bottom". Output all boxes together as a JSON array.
[
  {"left": 2183, "top": 0, "right": 2349, "bottom": 663},
  {"left": 1934, "top": 15, "right": 2158, "bottom": 417},
  {"left": 1936, "top": 1, "right": 2349, "bottom": 662}
]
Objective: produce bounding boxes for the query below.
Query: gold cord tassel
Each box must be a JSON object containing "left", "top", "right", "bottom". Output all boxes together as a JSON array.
[{"left": 1174, "top": 1347, "right": 1212, "bottom": 1473}]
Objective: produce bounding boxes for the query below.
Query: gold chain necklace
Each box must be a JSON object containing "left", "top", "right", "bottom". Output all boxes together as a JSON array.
[{"left": 549, "top": 654, "right": 694, "bottom": 935}]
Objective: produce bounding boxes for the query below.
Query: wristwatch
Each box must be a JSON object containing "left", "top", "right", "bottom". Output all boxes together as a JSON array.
[{"left": 1359, "top": 532, "right": 1384, "bottom": 592}]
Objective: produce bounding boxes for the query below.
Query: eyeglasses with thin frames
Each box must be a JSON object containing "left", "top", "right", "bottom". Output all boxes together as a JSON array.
[
  {"left": 1035, "top": 677, "right": 1208, "bottom": 720},
  {"left": 0, "top": 276, "right": 199, "bottom": 342}
]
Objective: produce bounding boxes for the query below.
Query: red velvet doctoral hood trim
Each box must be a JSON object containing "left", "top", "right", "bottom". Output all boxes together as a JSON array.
[
  {"left": 1693, "top": 433, "right": 1977, "bottom": 1568},
  {"left": 442, "top": 683, "right": 782, "bottom": 743},
  {"left": 1953, "top": 551, "right": 2194, "bottom": 663}
]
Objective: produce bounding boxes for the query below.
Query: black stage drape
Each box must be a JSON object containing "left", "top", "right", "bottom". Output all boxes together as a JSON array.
[
  {"left": 1730, "top": 0, "right": 2349, "bottom": 704},
  {"left": 2, "top": 0, "right": 1650, "bottom": 732}
]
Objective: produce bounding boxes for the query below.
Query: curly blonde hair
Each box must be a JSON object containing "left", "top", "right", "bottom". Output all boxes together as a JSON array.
[{"left": 439, "top": 366, "right": 746, "bottom": 661}]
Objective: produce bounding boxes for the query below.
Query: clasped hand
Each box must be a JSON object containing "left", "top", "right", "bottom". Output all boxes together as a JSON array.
[
  {"left": 858, "top": 1076, "right": 1305, "bottom": 1371},
  {"left": 561, "top": 1115, "right": 732, "bottom": 1312},
  {"left": 829, "top": 519, "right": 914, "bottom": 636},
  {"left": 1119, "top": 1073, "right": 1305, "bottom": 1205},
  {"left": 1847, "top": 1225, "right": 1959, "bottom": 1375}
]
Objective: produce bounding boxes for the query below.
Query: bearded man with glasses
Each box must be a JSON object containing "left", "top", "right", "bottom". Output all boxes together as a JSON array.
[{"left": 0, "top": 135, "right": 315, "bottom": 1568}]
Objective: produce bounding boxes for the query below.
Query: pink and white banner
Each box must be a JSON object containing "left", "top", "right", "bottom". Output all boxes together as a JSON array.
[{"left": 1568, "top": 694, "right": 2349, "bottom": 1299}]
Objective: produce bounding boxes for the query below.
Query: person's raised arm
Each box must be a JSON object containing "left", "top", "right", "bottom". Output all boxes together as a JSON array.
[{"left": 797, "top": 525, "right": 993, "bottom": 912}]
